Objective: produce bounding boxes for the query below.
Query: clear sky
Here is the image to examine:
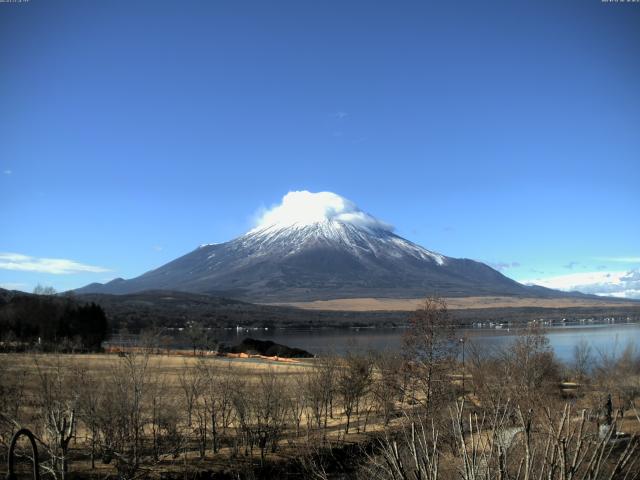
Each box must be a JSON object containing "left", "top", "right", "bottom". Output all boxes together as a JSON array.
[{"left": 1, "top": 0, "right": 639, "bottom": 297}]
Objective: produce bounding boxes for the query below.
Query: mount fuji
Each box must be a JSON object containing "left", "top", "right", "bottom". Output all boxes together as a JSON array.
[{"left": 76, "top": 191, "right": 566, "bottom": 302}]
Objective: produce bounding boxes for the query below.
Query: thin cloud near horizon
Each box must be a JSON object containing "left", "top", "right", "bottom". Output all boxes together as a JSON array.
[
  {"left": 594, "top": 256, "right": 640, "bottom": 263},
  {"left": 0, "top": 253, "right": 109, "bottom": 275},
  {"left": 522, "top": 269, "right": 640, "bottom": 299}
]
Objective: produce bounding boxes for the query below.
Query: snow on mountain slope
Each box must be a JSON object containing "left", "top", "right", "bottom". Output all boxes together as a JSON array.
[
  {"left": 241, "top": 221, "right": 446, "bottom": 265},
  {"left": 75, "top": 191, "right": 542, "bottom": 301}
]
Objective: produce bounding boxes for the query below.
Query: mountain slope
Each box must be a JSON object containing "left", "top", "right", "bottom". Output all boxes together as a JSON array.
[{"left": 76, "top": 219, "right": 546, "bottom": 301}]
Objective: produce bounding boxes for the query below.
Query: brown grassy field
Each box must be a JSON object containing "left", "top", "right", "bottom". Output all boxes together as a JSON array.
[
  {"left": 1, "top": 352, "right": 317, "bottom": 389},
  {"left": 1, "top": 352, "right": 399, "bottom": 478},
  {"left": 0, "top": 322, "right": 640, "bottom": 480},
  {"left": 270, "top": 295, "right": 639, "bottom": 311}
]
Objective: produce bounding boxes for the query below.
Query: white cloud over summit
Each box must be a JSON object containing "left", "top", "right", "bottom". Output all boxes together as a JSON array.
[
  {"left": 523, "top": 269, "right": 640, "bottom": 299},
  {"left": 252, "top": 191, "right": 393, "bottom": 232}
]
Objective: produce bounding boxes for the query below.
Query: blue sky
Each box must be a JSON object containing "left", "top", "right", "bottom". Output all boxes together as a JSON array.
[{"left": 1, "top": 0, "right": 639, "bottom": 297}]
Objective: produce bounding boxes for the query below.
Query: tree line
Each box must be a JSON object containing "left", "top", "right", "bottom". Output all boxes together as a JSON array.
[{"left": 0, "top": 288, "right": 109, "bottom": 352}]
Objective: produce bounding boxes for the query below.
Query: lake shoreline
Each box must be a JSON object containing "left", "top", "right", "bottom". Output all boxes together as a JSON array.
[{"left": 104, "top": 321, "right": 640, "bottom": 364}]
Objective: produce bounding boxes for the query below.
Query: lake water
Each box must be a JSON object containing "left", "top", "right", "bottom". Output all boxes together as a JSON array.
[{"left": 218, "top": 322, "right": 640, "bottom": 363}]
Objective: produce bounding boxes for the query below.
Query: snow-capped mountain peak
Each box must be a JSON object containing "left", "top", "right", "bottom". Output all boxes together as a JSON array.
[
  {"left": 75, "top": 190, "right": 533, "bottom": 301},
  {"left": 244, "top": 219, "right": 446, "bottom": 265},
  {"left": 250, "top": 191, "right": 393, "bottom": 233}
]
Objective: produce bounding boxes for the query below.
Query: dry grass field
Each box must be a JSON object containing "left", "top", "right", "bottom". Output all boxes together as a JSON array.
[
  {"left": 2, "top": 352, "right": 314, "bottom": 390},
  {"left": 271, "top": 295, "right": 640, "bottom": 311},
  {"left": 3, "top": 317, "right": 640, "bottom": 480},
  {"left": 1, "top": 351, "right": 404, "bottom": 479}
]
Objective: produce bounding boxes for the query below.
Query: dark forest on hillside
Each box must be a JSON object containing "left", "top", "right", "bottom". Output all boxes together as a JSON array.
[
  {"left": 0, "top": 290, "right": 109, "bottom": 351},
  {"left": 75, "top": 290, "right": 640, "bottom": 331}
]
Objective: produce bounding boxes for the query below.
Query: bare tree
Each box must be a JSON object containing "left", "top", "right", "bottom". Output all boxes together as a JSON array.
[
  {"left": 33, "top": 356, "right": 76, "bottom": 480},
  {"left": 594, "top": 340, "right": 640, "bottom": 418},
  {"left": 33, "top": 284, "right": 57, "bottom": 295},
  {"left": 364, "top": 417, "right": 440, "bottom": 480},
  {"left": 503, "top": 324, "right": 560, "bottom": 407},
  {"left": 0, "top": 364, "right": 27, "bottom": 450},
  {"left": 75, "top": 366, "right": 102, "bottom": 469},
  {"left": 183, "top": 321, "right": 215, "bottom": 355},
  {"left": 305, "top": 356, "right": 336, "bottom": 440},
  {"left": 403, "top": 297, "right": 456, "bottom": 412},
  {"left": 203, "top": 361, "right": 236, "bottom": 453},
  {"left": 178, "top": 360, "right": 203, "bottom": 427},
  {"left": 254, "top": 368, "right": 289, "bottom": 460},
  {"left": 336, "top": 352, "right": 373, "bottom": 434},
  {"left": 305, "top": 369, "right": 325, "bottom": 433},
  {"left": 287, "top": 372, "right": 308, "bottom": 438},
  {"left": 147, "top": 364, "right": 181, "bottom": 463},
  {"left": 573, "top": 338, "right": 593, "bottom": 382},
  {"left": 372, "top": 351, "right": 404, "bottom": 426},
  {"left": 230, "top": 376, "right": 255, "bottom": 458},
  {"left": 194, "top": 389, "right": 209, "bottom": 459},
  {"left": 97, "top": 353, "right": 150, "bottom": 479},
  {"left": 366, "top": 400, "right": 640, "bottom": 480},
  {"left": 139, "top": 324, "right": 165, "bottom": 354}
]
